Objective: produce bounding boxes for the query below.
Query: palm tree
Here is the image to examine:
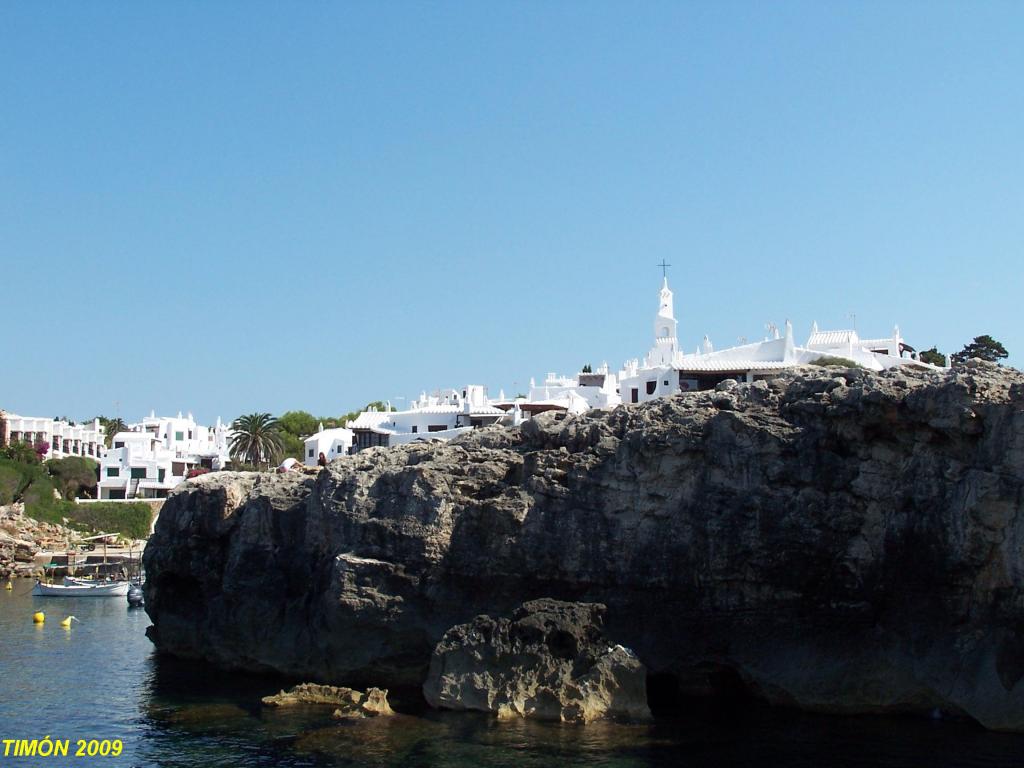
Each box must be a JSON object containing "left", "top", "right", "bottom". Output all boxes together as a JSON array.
[
  {"left": 98, "top": 417, "right": 127, "bottom": 447},
  {"left": 229, "top": 413, "right": 284, "bottom": 469}
]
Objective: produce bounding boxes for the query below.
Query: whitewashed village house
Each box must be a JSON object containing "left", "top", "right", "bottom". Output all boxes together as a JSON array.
[
  {"left": 97, "top": 411, "right": 231, "bottom": 499},
  {"left": 303, "top": 386, "right": 505, "bottom": 463},
  {"left": 302, "top": 425, "right": 354, "bottom": 465},
  {"left": 0, "top": 411, "right": 106, "bottom": 460}
]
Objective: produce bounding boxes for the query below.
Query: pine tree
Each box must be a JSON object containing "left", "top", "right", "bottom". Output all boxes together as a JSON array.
[{"left": 951, "top": 335, "right": 1008, "bottom": 365}]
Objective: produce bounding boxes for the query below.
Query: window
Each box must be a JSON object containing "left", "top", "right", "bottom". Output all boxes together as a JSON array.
[
  {"left": 308, "top": 449, "right": 314, "bottom": 458},
  {"left": 130, "top": 467, "right": 146, "bottom": 479},
  {"left": 411, "top": 426, "right": 418, "bottom": 434},
  {"left": 175, "top": 431, "right": 184, "bottom": 441},
  {"left": 114, "top": 441, "right": 124, "bottom": 449},
  {"left": 631, "top": 388, "right": 639, "bottom": 403},
  {"left": 664, "top": 380, "right": 669, "bottom": 386},
  {"left": 646, "top": 381, "right": 657, "bottom": 395},
  {"left": 188, "top": 430, "right": 193, "bottom": 439},
  {"left": 428, "top": 425, "right": 447, "bottom": 432},
  {"left": 106, "top": 467, "right": 119, "bottom": 477},
  {"left": 158, "top": 469, "right": 166, "bottom": 483}
]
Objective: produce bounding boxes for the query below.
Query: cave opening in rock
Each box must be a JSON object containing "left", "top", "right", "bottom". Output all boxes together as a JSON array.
[
  {"left": 646, "top": 672, "right": 683, "bottom": 714},
  {"left": 647, "top": 664, "right": 760, "bottom": 718}
]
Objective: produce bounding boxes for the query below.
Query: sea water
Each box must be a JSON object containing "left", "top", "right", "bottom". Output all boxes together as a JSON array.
[{"left": 1, "top": 583, "right": 1022, "bottom": 767}]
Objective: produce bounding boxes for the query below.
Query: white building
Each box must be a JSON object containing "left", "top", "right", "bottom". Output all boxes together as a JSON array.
[
  {"left": 302, "top": 424, "right": 354, "bottom": 466},
  {"left": 97, "top": 411, "right": 231, "bottom": 499},
  {"left": 616, "top": 276, "right": 941, "bottom": 404},
  {"left": 503, "top": 366, "right": 623, "bottom": 420},
  {"left": 0, "top": 411, "right": 106, "bottom": 460},
  {"left": 340, "top": 385, "right": 504, "bottom": 457}
]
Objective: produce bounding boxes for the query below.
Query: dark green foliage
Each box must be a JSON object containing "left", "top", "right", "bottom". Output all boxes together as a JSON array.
[
  {"left": 951, "top": 335, "right": 1008, "bottom": 365},
  {"left": 1, "top": 453, "right": 99, "bottom": 506},
  {"left": 30, "top": 501, "right": 154, "bottom": 540},
  {"left": 2, "top": 441, "right": 40, "bottom": 465},
  {"left": 809, "top": 356, "right": 863, "bottom": 369},
  {"left": 277, "top": 411, "right": 319, "bottom": 438},
  {"left": 0, "top": 464, "right": 20, "bottom": 505},
  {"left": 0, "top": 453, "right": 63, "bottom": 521},
  {"left": 0, "top": 458, "right": 35, "bottom": 505},
  {"left": 45, "top": 456, "right": 98, "bottom": 500},
  {"left": 279, "top": 432, "right": 306, "bottom": 463},
  {"left": 919, "top": 347, "right": 947, "bottom": 366},
  {"left": 581, "top": 364, "right": 593, "bottom": 373}
]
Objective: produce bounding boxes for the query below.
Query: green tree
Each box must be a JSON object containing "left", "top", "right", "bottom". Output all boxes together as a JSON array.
[
  {"left": 229, "top": 413, "right": 284, "bottom": 469},
  {"left": 277, "top": 411, "right": 319, "bottom": 438},
  {"left": 919, "top": 347, "right": 947, "bottom": 367},
  {"left": 581, "top": 364, "right": 592, "bottom": 373},
  {"left": 95, "top": 416, "right": 128, "bottom": 447},
  {"left": 951, "top": 335, "right": 1008, "bottom": 365},
  {"left": 278, "top": 432, "right": 306, "bottom": 463},
  {"left": 46, "top": 456, "right": 99, "bottom": 500}
]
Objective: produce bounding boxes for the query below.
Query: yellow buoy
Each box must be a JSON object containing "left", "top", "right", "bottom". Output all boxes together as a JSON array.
[
  {"left": 60, "top": 616, "right": 76, "bottom": 628},
  {"left": 33, "top": 611, "right": 45, "bottom": 624},
  {"left": 4, "top": 581, "right": 12, "bottom": 590}
]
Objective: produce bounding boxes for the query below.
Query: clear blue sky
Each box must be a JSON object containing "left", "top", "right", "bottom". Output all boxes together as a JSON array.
[{"left": 2, "top": 2, "right": 1021, "bottom": 424}]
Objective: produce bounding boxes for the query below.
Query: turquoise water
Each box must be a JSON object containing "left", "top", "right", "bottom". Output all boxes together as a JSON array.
[{"left": 2, "top": 582, "right": 1024, "bottom": 767}]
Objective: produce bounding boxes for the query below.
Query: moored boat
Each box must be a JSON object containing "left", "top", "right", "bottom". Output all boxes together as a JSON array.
[{"left": 32, "top": 580, "right": 131, "bottom": 597}]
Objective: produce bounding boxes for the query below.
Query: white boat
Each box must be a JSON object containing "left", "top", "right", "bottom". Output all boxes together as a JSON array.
[
  {"left": 32, "top": 580, "right": 131, "bottom": 597},
  {"left": 63, "top": 576, "right": 116, "bottom": 586}
]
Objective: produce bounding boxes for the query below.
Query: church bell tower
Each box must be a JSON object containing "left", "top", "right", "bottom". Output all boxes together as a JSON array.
[{"left": 649, "top": 274, "right": 678, "bottom": 366}]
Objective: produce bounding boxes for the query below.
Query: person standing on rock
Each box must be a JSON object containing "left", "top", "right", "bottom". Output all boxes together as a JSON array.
[{"left": 317, "top": 452, "right": 327, "bottom": 468}]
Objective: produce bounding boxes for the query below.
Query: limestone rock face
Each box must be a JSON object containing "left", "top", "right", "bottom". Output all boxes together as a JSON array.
[
  {"left": 423, "top": 599, "right": 650, "bottom": 723},
  {"left": 144, "top": 363, "right": 1024, "bottom": 731},
  {"left": 263, "top": 683, "right": 393, "bottom": 717}
]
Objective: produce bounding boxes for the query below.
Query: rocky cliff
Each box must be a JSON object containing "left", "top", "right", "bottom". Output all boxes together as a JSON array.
[{"left": 143, "top": 362, "right": 1024, "bottom": 731}]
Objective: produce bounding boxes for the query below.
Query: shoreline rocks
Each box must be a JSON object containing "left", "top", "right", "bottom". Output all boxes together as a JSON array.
[
  {"left": 263, "top": 683, "right": 394, "bottom": 718},
  {"left": 424, "top": 599, "right": 651, "bottom": 723},
  {"left": 144, "top": 363, "right": 1024, "bottom": 731},
  {"left": 0, "top": 503, "right": 80, "bottom": 579}
]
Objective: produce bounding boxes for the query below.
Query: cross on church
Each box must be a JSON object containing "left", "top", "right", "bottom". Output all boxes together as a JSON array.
[{"left": 657, "top": 259, "right": 671, "bottom": 278}]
